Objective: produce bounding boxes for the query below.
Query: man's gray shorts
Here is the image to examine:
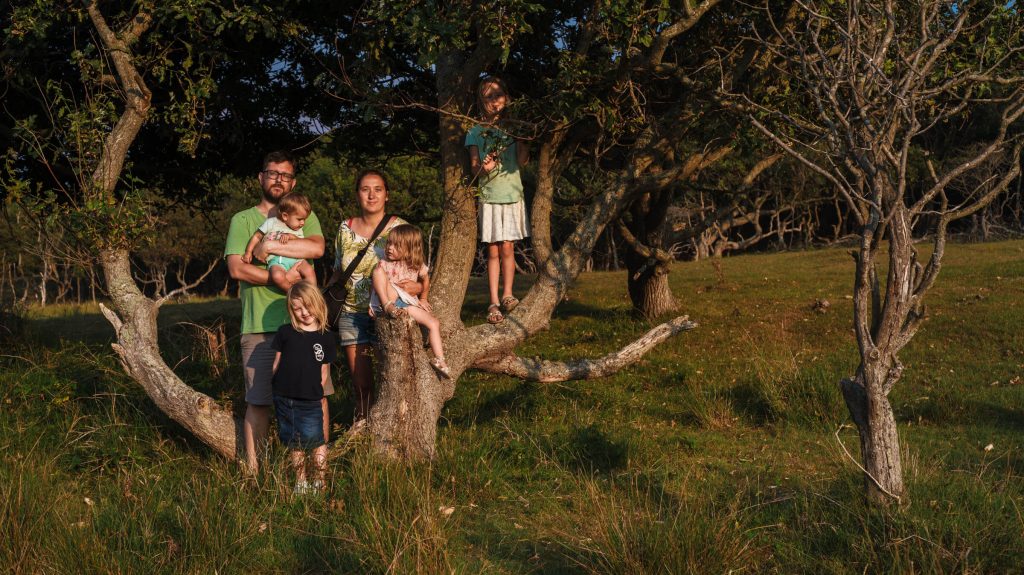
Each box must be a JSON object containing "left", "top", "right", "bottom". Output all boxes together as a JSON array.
[{"left": 241, "top": 332, "right": 335, "bottom": 406}]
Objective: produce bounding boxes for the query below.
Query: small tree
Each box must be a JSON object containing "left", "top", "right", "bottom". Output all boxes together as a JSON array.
[{"left": 745, "top": 0, "right": 1024, "bottom": 505}]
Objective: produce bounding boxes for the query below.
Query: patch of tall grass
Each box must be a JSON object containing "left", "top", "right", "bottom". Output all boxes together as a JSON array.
[{"left": 538, "top": 472, "right": 765, "bottom": 574}]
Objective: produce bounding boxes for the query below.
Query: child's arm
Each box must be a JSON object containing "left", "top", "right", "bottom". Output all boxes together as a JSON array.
[
  {"left": 321, "top": 363, "right": 330, "bottom": 389},
  {"left": 468, "top": 145, "right": 497, "bottom": 175},
  {"left": 418, "top": 269, "right": 432, "bottom": 313},
  {"left": 242, "top": 230, "right": 265, "bottom": 264},
  {"left": 271, "top": 351, "right": 281, "bottom": 375}
]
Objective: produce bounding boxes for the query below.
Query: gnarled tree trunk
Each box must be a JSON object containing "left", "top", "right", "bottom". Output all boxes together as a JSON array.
[
  {"left": 81, "top": 4, "right": 244, "bottom": 461},
  {"left": 369, "top": 316, "right": 456, "bottom": 460},
  {"left": 626, "top": 259, "right": 677, "bottom": 319},
  {"left": 619, "top": 191, "right": 679, "bottom": 319},
  {"left": 840, "top": 372, "right": 904, "bottom": 506},
  {"left": 100, "top": 250, "right": 242, "bottom": 460}
]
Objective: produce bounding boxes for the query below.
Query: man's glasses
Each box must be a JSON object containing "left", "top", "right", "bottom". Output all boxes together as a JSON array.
[{"left": 262, "top": 169, "right": 295, "bottom": 182}]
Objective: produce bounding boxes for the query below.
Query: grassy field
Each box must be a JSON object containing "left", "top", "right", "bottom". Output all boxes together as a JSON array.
[{"left": 3, "top": 240, "right": 1024, "bottom": 573}]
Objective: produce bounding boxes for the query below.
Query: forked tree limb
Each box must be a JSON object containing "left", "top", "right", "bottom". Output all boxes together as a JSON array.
[
  {"left": 156, "top": 257, "right": 221, "bottom": 307},
  {"left": 470, "top": 315, "right": 697, "bottom": 382}
]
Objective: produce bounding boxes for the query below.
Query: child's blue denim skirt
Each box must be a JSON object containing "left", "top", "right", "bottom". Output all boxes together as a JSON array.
[{"left": 273, "top": 395, "right": 325, "bottom": 449}]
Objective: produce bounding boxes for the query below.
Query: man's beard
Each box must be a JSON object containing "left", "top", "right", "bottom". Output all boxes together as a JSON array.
[{"left": 262, "top": 184, "right": 285, "bottom": 204}]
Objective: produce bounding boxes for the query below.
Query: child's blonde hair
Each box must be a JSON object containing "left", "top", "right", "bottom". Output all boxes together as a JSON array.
[
  {"left": 287, "top": 281, "right": 328, "bottom": 333},
  {"left": 278, "top": 192, "right": 311, "bottom": 216},
  {"left": 386, "top": 224, "right": 425, "bottom": 271}
]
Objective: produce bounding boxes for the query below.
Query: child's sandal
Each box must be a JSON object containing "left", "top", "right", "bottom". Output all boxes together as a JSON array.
[
  {"left": 501, "top": 296, "right": 520, "bottom": 312},
  {"left": 384, "top": 301, "right": 406, "bottom": 318},
  {"left": 486, "top": 304, "right": 504, "bottom": 324},
  {"left": 431, "top": 357, "right": 452, "bottom": 379}
]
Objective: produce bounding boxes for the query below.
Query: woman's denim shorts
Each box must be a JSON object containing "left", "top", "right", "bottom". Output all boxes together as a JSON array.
[
  {"left": 336, "top": 311, "right": 376, "bottom": 346},
  {"left": 273, "top": 395, "right": 324, "bottom": 450}
]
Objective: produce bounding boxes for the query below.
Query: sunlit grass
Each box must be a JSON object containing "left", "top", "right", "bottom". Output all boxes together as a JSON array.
[{"left": 3, "top": 239, "right": 1024, "bottom": 572}]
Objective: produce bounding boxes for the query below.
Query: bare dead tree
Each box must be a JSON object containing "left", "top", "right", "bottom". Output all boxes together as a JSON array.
[{"left": 743, "top": 0, "right": 1024, "bottom": 505}]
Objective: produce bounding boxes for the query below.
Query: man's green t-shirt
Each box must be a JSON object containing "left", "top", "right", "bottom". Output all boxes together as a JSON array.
[{"left": 223, "top": 206, "right": 323, "bottom": 334}]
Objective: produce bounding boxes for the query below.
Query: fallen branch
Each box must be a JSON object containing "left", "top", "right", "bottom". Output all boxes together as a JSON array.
[{"left": 471, "top": 315, "right": 697, "bottom": 382}]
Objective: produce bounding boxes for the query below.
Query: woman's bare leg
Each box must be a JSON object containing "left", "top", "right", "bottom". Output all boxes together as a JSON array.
[{"left": 344, "top": 343, "right": 374, "bottom": 421}]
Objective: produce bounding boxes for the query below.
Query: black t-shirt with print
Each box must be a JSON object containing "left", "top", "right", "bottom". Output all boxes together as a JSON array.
[{"left": 271, "top": 324, "right": 337, "bottom": 400}]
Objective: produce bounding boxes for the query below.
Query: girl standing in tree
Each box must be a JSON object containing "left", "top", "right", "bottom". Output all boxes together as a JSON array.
[{"left": 466, "top": 76, "right": 530, "bottom": 324}]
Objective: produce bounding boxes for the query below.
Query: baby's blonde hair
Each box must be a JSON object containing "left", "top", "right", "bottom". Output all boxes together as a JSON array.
[
  {"left": 278, "top": 192, "right": 311, "bottom": 217},
  {"left": 386, "top": 224, "right": 425, "bottom": 271},
  {"left": 286, "top": 281, "right": 328, "bottom": 333}
]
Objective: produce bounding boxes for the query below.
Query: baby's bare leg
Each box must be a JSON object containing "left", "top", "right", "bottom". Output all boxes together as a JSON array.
[
  {"left": 269, "top": 265, "right": 293, "bottom": 292},
  {"left": 293, "top": 261, "right": 317, "bottom": 287},
  {"left": 284, "top": 266, "right": 302, "bottom": 285}
]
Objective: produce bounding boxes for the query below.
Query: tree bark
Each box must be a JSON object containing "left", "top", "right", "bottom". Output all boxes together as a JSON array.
[
  {"left": 80, "top": 4, "right": 244, "bottom": 461},
  {"left": 473, "top": 315, "right": 696, "bottom": 381},
  {"left": 429, "top": 45, "right": 496, "bottom": 329},
  {"left": 100, "top": 249, "right": 242, "bottom": 460},
  {"left": 626, "top": 262, "right": 677, "bottom": 319},
  {"left": 840, "top": 372, "right": 905, "bottom": 506},
  {"left": 369, "top": 316, "right": 457, "bottom": 460}
]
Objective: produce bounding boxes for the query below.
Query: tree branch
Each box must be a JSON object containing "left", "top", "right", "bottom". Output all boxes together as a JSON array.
[
  {"left": 156, "top": 257, "right": 221, "bottom": 307},
  {"left": 471, "top": 315, "right": 697, "bottom": 382}
]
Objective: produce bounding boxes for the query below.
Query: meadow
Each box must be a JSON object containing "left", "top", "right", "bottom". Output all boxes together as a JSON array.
[{"left": 2, "top": 239, "right": 1024, "bottom": 574}]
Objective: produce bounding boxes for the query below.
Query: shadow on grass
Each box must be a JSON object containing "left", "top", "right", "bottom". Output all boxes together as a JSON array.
[
  {"left": 289, "top": 535, "right": 363, "bottom": 574},
  {"left": 28, "top": 299, "right": 240, "bottom": 348},
  {"left": 463, "top": 519, "right": 588, "bottom": 575},
  {"left": 899, "top": 396, "right": 1024, "bottom": 432},
  {"left": 29, "top": 308, "right": 115, "bottom": 347},
  {"left": 458, "top": 293, "right": 636, "bottom": 324},
  {"left": 544, "top": 424, "right": 629, "bottom": 475},
  {"left": 444, "top": 381, "right": 540, "bottom": 428},
  {"left": 729, "top": 382, "right": 777, "bottom": 426}
]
